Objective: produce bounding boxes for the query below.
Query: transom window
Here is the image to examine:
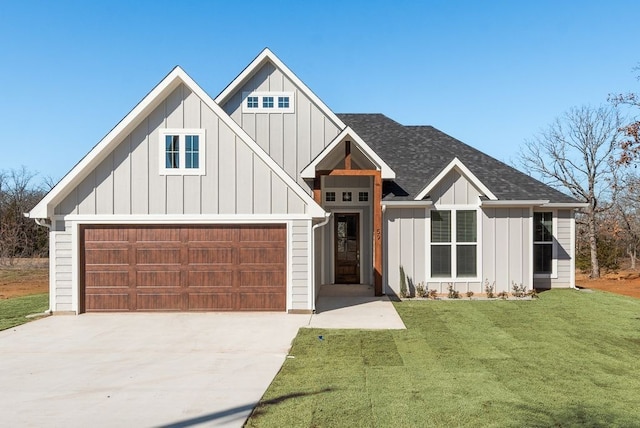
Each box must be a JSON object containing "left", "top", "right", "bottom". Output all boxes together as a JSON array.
[
  {"left": 534, "top": 212, "right": 553, "bottom": 274},
  {"left": 430, "top": 210, "right": 477, "bottom": 278},
  {"left": 159, "top": 129, "right": 205, "bottom": 175},
  {"left": 242, "top": 92, "right": 295, "bottom": 113},
  {"left": 342, "top": 192, "right": 352, "bottom": 202},
  {"left": 358, "top": 192, "right": 368, "bottom": 202},
  {"left": 325, "top": 191, "right": 336, "bottom": 202}
]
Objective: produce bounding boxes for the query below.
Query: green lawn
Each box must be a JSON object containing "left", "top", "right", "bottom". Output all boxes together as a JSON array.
[
  {"left": 246, "top": 290, "right": 640, "bottom": 427},
  {"left": 0, "top": 293, "right": 49, "bottom": 331}
]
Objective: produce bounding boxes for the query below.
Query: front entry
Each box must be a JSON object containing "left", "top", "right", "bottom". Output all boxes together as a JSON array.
[{"left": 334, "top": 213, "right": 360, "bottom": 283}]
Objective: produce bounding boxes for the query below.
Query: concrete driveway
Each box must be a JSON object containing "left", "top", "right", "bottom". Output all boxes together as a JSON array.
[{"left": 0, "top": 313, "right": 310, "bottom": 428}]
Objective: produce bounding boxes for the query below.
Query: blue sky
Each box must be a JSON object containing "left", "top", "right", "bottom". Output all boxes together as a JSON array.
[{"left": 1, "top": 0, "right": 639, "bottom": 185}]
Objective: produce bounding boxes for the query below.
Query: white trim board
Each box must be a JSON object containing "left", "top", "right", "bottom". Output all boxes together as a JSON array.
[{"left": 415, "top": 157, "right": 497, "bottom": 201}]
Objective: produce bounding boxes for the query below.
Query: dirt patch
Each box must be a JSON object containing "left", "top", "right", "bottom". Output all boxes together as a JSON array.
[
  {"left": 0, "top": 258, "right": 49, "bottom": 299},
  {"left": 576, "top": 270, "right": 640, "bottom": 299}
]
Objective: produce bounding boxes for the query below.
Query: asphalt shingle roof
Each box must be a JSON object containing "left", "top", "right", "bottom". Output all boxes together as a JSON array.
[{"left": 336, "top": 113, "right": 578, "bottom": 204}]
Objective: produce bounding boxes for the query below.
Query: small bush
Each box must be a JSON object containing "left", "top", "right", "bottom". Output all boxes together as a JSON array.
[
  {"left": 399, "top": 265, "right": 408, "bottom": 298},
  {"left": 428, "top": 289, "right": 438, "bottom": 299},
  {"left": 497, "top": 291, "right": 509, "bottom": 300},
  {"left": 465, "top": 291, "right": 474, "bottom": 299},
  {"left": 528, "top": 289, "right": 539, "bottom": 299},
  {"left": 484, "top": 279, "right": 495, "bottom": 298},
  {"left": 511, "top": 282, "right": 528, "bottom": 298},
  {"left": 447, "top": 284, "right": 460, "bottom": 299},
  {"left": 415, "top": 283, "right": 427, "bottom": 298}
]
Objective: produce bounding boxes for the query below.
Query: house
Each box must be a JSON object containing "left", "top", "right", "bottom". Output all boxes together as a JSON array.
[{"left": 28, "top": 49, "right": 585, "bottom": 314}]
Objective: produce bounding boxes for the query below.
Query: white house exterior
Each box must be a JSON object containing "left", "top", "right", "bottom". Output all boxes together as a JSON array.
[{"left": 29, "top": 49, "right": 585, "bottom": 314}]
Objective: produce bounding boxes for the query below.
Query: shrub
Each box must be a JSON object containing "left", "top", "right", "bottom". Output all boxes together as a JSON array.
[
  {"left": 528, "top": 288, "right": 539, "bottom": 299},
  {"left": 465, "top": 291, "right": 474, "bottom": 299},
  {"left": 484, "top": 279, "right": 495, "bottom": 298},
  {"left": 511, "top": 282, "right": 528, "bottom": 298},
  {"left": 497, "top": 291, "right": 509, "bottom": 300},
  {"left": 447, "top": 284, "right": 460, "bottom": 299},
  {"left": 415, "top": 282, "right": 427, "bottom": 298},
  {"left": 428, "top": 289, "right": 438, "bottom": 299},
  {"left": 399, "top": 265, "right": 408, "bottom": 298}
]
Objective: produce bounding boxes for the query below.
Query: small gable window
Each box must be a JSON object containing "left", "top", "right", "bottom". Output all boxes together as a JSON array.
[
  {"left": 325, "top": 191, "right": 336, "bottom": 202},
  {"left": 242, "top": 92, "right": 294, "bottom": 113},
  {"left": 262, "top": 96, "right": 274, "bottom": 108},
  {"left": 159, "top": 129, "right": 205, "bottom": 175},
  {"left": 342, "top": 192, "right": 352, "bottom": 202},
  {"left": 247, "top": 96, "right": 259, "bottom": 108},
  {"left": 358, "top": 192, "right": 368, "bottom": 202}
]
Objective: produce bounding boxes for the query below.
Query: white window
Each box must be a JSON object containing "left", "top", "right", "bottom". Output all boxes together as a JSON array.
[
  {"left": 430, "top": 210, "right": 477, "bottom": 278},
  {"left": 242, "top": 92, "right": 294, "bottom": 113},
  {"left": 159, "top": 129, "right": 205, "bottom": 175},
  {"left": 534, "top": 212, "right": 554, "bottom": 274}
]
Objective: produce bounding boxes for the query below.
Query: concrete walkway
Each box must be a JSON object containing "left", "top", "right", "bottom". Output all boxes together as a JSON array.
[{"left": 307, "top": 284, "right": 406, "bottom": 330}]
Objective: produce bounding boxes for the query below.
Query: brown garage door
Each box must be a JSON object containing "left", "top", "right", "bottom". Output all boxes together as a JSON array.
[{"left": 81, "top": 224, "right": 286, "bottom": 312}]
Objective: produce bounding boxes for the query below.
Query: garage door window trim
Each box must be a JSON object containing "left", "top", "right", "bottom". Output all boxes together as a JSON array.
[{"left": 159, "top": 129, "right": 206, "bottom": 175}]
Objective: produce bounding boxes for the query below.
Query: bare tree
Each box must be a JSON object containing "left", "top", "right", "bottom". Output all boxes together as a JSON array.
[
  {"left": 613, "top": 173, "right": 640, "bottom": 269},
  {"left": 610, "top": 65, "right": 640, "bottom": 165},
  {"left": 519, "top": 105, "right": 622, "bottom": 278}
]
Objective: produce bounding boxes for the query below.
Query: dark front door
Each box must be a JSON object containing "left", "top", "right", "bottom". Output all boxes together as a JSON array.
[{"left": 335, "top": 213, "right": 360, "bottom": 284}]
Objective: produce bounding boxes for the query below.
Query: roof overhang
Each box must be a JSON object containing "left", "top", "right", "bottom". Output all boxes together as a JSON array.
[
  {"left": 414, "top": 157, "right": 497, "bottom": 201},
  {"left": 30, "top": 66, "right": 326, "bottom": 220},
  {"left": 300, "top": 126, "right": 395, "bottom": 179},
  {"left": 480, "top": 200, "right": 549, "bottom": 207},
  {"left": 382, "top": 200, "right": 433, "bottom": 208}
]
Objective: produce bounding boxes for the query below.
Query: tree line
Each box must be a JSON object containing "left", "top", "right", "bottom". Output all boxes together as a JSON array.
[
  {"left": 0, "top": 167, "right": 49, "bottom": 265},
  {"left": 519, "top": 65, "right": 640, "bottom": 278}
]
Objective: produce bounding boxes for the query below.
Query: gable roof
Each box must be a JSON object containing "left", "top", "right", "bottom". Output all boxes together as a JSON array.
[
  {"left": 215, "top": 48, "right": 346, "bottom": 130},
  {"left": 337, "top": 114, "right": 579, "bottom": 204},
  {"left": 300, "top": 126, "right": 396, "bottom": 179},
  {"left": 414, "top": 157, "right": 497, "bottom": 201},
  {"left": 30, "top": 66, "right": 326, "bottom": 219}
]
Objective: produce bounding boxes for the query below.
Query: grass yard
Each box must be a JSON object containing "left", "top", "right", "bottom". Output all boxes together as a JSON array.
[
  {"left": 246, "top": 290, "right": 640, "bottom": 427},
  {"left": 0, "top": 293, "right": 49, "bottom": 331}
]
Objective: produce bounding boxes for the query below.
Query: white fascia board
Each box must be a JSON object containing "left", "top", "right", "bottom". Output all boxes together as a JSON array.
[
  {"left": 301, "top": 126, "right": 396, "bottom": 179},
  {"left": 414, "top": 157, "right": 498, "bottom": 201},
  {"left": 29, "top": 67, "right": 186, "bottom": 219},
  {"left": 481, "top": 200, "right": 549, "bottom": 207},
  {"left": 61, "top": 214, "right": 315, "bottom": 223},
  {"left": 541, "top": 202, "right": 589, "bottom": 209},
  {"left": 382, "top": 201, "right": 433, "bottom": 208},
  {"left": 214, "top": 48, "right": 346, "bottom": 130}
]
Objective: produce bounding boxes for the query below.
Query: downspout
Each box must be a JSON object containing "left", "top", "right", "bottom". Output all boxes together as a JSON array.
[
  {"left": 311, "top": 213, "right": 332, "bottom": 313},
  {"left": 26, "top": 215, "right": 53, "bottom": 315}
]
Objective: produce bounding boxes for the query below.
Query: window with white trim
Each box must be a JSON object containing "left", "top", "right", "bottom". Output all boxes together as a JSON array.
[
  {"left": 159, "top": 129, "right": 205, "bottom": 175},
  {"left": 430, "top": 210, "right": 477, "bottom": 278},
  {"left": 242, "top": 91, "right": 294, "bottom": 113},
  {"left": 534, "top": 212, "right": 553, "bottom": 274},
  {"left": 325, "top": 191, "right": 336, "bottom": 202}
]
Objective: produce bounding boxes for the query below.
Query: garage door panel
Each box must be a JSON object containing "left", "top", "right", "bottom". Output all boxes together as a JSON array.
[
  {"left": 85, "top": 248, "right": 129, "bottom": 265},
  {"left": 188, "top": 227, "right": 234, "bottom": 242},
  {"left": 239, "top": 271, "right": 285, "bottom": 287},
  {"left": 188, "top": 270, "right": 234, "bottom": 287},
  {"left": 136, "top": 248, "right": 181, "bottom": 265},
  {"left": 86, "top": 271, "right": 129, "bottom": 287},
  {"left": 86, "top": 293, "right": 130, "bottom": 311},
  {"left": 83, "top": 224, "right": 287, "bottom": 312},
  {"left": 188, "top": 293, "right": 234, "bottom": 311},
  {"left": 238, "top": 293, "right": 286, "bottom": 311},
  {"left": 137, "top": 271, "right": 182, "bottom": 287},
  {"left": 189, "top": 248, "right": 234, "bottom": 264},
  {"left": 136, "top": 293, "right": 183, "bottom": 311},
  {"left": 85, "top": 228, "right": 129, "bottom": 242},
  {"left": 136, "top": 228, "right": 181, "bottom": 242},
  {"left": 239, "top": 226, "right": 285, "bottom": 242}
]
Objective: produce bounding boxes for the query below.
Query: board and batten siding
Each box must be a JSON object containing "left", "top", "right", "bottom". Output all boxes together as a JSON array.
[
  {"left": 430, "top": 170, "right": 482, "bottom": 205},
  {"left": 290, "top": 220, "right": 310, "bottom": 310},
  {"left": 50, "top": 231, "right": 73, "bottom": 312},
  {"left": 384, "top": 207, "right": 427, "bottom": 296},
  {"left": 534, "top": 209, "right": 574, "bottom": 288},
  {"left": 482, "top": 208, "right": 531, "bottom": 292},
  {"left": 221, "top": 62, "right": 341, "bottom": 190},
  {"left": 54, "top": 84, "right": 307, "bottom": 217}
]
